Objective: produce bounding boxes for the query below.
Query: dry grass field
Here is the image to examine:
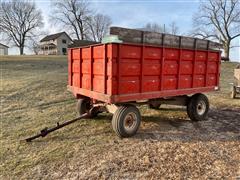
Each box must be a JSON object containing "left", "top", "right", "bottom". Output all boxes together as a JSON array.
[{"left": 1, "top": 55, "right": 240, "bottom": 179}]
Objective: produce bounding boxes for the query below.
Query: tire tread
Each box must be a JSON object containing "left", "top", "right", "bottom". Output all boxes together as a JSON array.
[
  {"left": 187, "top": 93, "right": 209, "bottom": 121},
  {"left": 112, "top": 105, "right": 141, "bottom": 138}
]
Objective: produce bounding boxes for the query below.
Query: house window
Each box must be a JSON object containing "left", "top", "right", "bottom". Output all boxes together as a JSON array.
[
  {"left": 62, "top": 48, "right": 67, "bottom": 55},
  {"left": 62, "top": 39, "right": 67, "bottom": 44}
]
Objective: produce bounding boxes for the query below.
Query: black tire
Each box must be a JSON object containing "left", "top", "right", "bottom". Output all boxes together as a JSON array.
[
  {"left": 76, "top": 99, "right": 99, "bottom": 118},
  {"left": 89, "top": 106, "right": 100, "bottom": 117},
  {"left": 149, "top": 103, "right": 161, "bottom": 109},
  {"left": 187, "top": 93, "right": 209, "bottom": 121},
  {"left": 76, "top": 99, "right": 89, "bottom": 116},
  {"left": 112, "top": 105, "right": 141, "bottom": 138}
]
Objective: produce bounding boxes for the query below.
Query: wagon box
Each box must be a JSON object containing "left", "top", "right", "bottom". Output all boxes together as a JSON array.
[
  {"left": 67, "top": 42, "right": 221, "bottom": 137},
  {"left": 68, "top": 43, "right": 221, "bottom": 103}
]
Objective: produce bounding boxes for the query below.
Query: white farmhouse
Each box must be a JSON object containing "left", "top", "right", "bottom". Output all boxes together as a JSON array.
[
  {"left": 39, "top": 32, "right": 72, "bottom": 55},
  {"left": 0, "top": 43, "right": 9, "bottom": 55}
]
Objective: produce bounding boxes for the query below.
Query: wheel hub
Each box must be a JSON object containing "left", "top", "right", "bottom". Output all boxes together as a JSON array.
[
  {"left": 124, "top": 112, "right": 137, "bottom": 131},
  {"left": 197, "top": 101, "right": 206, "bottom": 115}
]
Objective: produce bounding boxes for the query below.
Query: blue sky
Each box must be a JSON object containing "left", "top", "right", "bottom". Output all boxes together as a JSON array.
[{"left": 7, "top": 0, "right": 240, "bottom": 61}]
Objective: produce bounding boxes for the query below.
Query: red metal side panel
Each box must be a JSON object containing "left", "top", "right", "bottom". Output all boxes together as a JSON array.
[
  {"left": 72, "top": 48, "right": 81, "bottom": 87},
  {"left": 68, "top": 43, "right": 221, "bottom": 104},
  {"left": 81, "top": 47, "right": 91, "bottom": 90},
  {"left": 111, "top": 43, "right": 220, "bottom": 102},
  {"left": 69, "top": 44, "right": 114, "bottom": 99},
  {"left": 92, "top": 45, "right": 104, "bottom": 93},
  {"left": 68, "top": 49, "right": 72, "bottom": 86},
  {"left": 143, "top": 47, "right": 161, "bottom": 92},
  {"left": 108, "top": 44, "right": 118, "bottom": 95}
]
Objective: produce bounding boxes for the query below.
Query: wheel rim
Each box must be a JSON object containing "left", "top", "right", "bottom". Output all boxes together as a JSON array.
[
  {"left": 123, "top": 112, "right": 138, "bottom": 132},
  {"left": 196, "top": 100, "right": 206, "bottom": 115}
]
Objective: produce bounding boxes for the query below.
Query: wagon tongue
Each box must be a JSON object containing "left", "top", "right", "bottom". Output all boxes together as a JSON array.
[{"left": 24, "top": 113, "right": 88, "bottom": 142}]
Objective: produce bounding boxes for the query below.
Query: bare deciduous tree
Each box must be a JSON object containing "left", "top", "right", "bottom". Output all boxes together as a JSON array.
[
  {"left": 28, "top": 31, "right": 48, "bottom": 55},
  {"left": 0, "top": 0, "right": 43, "bottom": 55},
  {"left": 51, "top": 0, "right": 92, "bottom": 40},
  {"left": 29, "top": 40, "right": 41, "bottom": 55},
  {"left": 192, "top": 0, "right": 240, "bottom": 60},
  {"left": 143, "top": 22, "right": 179, "bottom": 35},
  {"left": 169, "top": 21, "right": 179, "bottom": 35},
  {"left": 143, "top": 23, "right": 164, "bottom": 33},
  {"left": 87, "top": 14, "right": 112, "bottom": 42}
]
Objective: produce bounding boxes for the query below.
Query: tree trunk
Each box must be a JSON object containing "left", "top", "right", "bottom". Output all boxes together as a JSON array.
[
  {"left": 19, "top": 46, "right": 24, "bottom": 55},
  {"left": 223, "top": 41, "right": 230, "bottom": 61},
  {"left": 80, "top": 28, "right": 84, "bottom": 40}
]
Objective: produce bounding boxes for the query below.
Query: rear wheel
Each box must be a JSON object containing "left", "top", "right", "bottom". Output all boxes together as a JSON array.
[
  {"left": 112, "top": 105, "right": 141, "bottom": 138},
  {"left": 187, "top": 94, "right": 209, "bottom": 121}
]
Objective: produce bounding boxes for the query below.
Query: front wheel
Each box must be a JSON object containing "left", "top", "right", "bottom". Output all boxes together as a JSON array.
[
  {"left": 76, "top": 99, "right": 90, "bottom": 116},
  {"left": 76, "top": 98, "right": 99, "bottom": 118},
  {"left": 112, "top": 105, "right": 141, "bottom": 138},
  {"left": 187, "top": 94, "right": 209, "bottom": 121}
]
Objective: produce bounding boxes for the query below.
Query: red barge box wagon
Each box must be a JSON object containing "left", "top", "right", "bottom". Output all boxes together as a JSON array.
[{"left": 67, "top": 27, "right": 221, "bottom": 138}]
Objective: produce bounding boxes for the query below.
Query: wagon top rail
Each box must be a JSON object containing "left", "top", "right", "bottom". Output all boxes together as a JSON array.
[{"left": 109, "top": 26, "right": 223, "bottom": 51}]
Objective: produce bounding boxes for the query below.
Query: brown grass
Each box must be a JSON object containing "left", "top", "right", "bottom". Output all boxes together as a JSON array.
[{"left": 1, "top": 55, "right": 239, "bottom": 179}]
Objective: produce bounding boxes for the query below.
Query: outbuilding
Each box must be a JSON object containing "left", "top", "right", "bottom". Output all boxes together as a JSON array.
[{"left": 0, "top": 43, "right": 9, "bottom": 55}]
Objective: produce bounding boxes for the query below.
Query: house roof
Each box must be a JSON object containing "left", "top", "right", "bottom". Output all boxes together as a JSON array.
[
  {"left": 39, "top": 43, "right": 57, "bottom": 47},
  {"left": 68, "top": 40, "right": 99, "bottom": 48},
  {"left": 40, "top": 32, "right": 72, "bottom": 42},
  {"left": 0, "top": 43, "right": 9, "bottom": 48}
]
